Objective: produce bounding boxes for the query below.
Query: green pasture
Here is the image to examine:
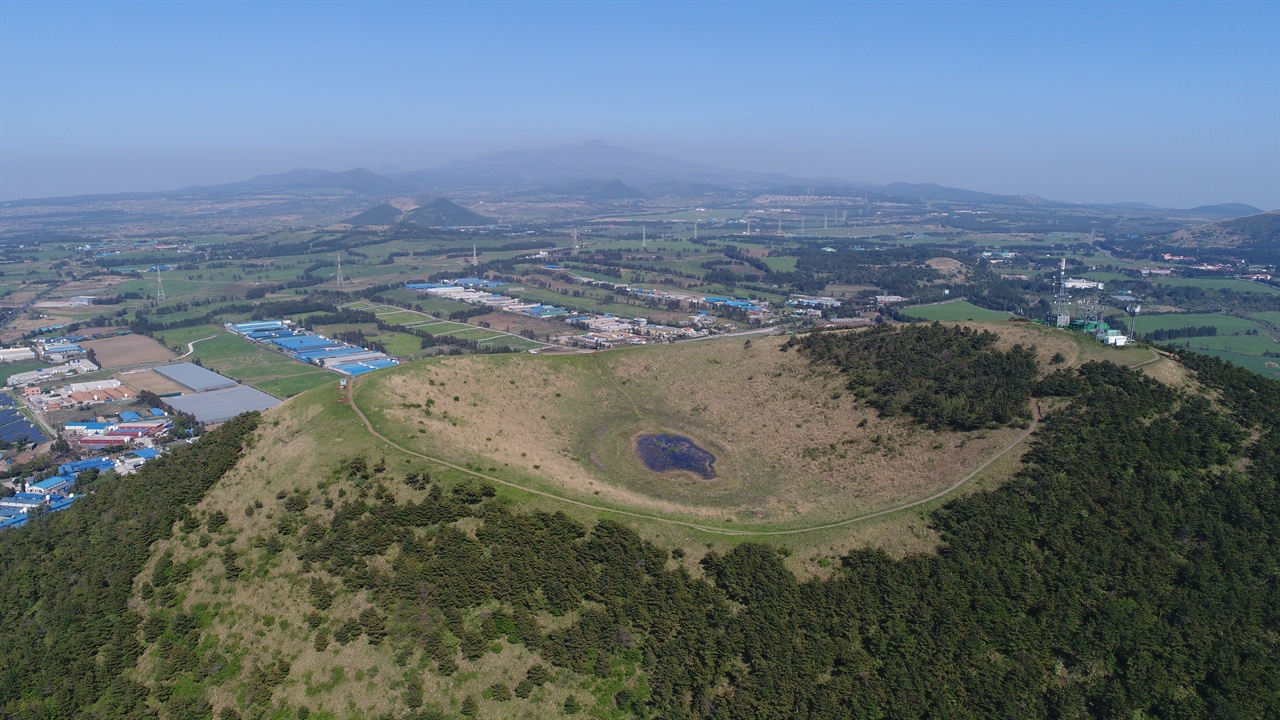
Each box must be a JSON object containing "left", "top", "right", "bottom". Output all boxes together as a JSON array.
[
  {"left": 761, "top": 256, "right": 798, "bottom": 272},
  {"left": 0, "top": 360, "right": 49, "bottom": 384},
  {"left": 1190, "top": 349, "right": 1280, "bottom": 382},
  {"left": 1176, "top": 334, "right": 1280, "bottom": 356},
  {"left": 1248, "top": 311, "right": 1280, "bottom": 326},
  {"left": 900, "top": 300, "right": 1014, "bottom": 322},
  {"left": 404, "top": 320, "right": 475, "bottom": 334},
  {"left": 367, "top": 309, "right": 422, "bottom": 325},
  {"left": 1136, "top": 313, "right": 1266, "bottom": 336},
  {"left": 253, "top": 371, "right": 337, "bottom": 398},
  {"left": 1150, "top": 277, "right": 1280, "bottom": 295},
  {"left": 155, "top": 329, "right": 333, "bottom": 393},
  {"left": 408, "top": 296, "right": 476, "bottom": 317}
]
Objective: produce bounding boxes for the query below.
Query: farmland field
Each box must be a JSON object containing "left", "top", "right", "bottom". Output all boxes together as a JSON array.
[{"left": 81, "top": 334, "right": 175, "bottom": 368}]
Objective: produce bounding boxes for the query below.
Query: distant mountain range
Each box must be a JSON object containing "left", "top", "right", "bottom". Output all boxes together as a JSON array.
[{"left": 2, "top": 140, "right": 1266, "bottom": 219}]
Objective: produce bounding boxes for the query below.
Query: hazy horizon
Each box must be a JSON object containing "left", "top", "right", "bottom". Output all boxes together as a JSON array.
[{"left": 2, "top": 1, "right": 1277, "bottom": 209}]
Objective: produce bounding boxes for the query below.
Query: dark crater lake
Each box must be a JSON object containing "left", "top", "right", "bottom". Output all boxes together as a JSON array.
[{"left": 635, "top": 433, "right": 716, "bottom": 480}]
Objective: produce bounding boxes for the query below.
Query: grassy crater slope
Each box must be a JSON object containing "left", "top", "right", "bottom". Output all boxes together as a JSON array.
[
  {"left": 354, "top": 323, "right": 1152, "bottom": 530},
  {"left": 118, "top": 346, "right": 1279, "bottom": 720}
]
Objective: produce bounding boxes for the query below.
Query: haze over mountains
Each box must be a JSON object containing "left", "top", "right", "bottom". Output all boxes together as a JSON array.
[{"left": 2, "top": 141, "right": 1266, "bottom": 216}]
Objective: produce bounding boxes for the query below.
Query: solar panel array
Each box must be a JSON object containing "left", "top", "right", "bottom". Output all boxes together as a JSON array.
[{"left": 0, "top": 397, "right": 47, "bottom": 444}]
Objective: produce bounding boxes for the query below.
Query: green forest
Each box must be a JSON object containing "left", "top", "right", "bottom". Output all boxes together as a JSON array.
[
  {"left": 785, "top": 323, "right": 1039, "bottom": 430},
  {"left": 1, "top": 344, "right": 1278, "bottom": 718},
  {"left": 0, "top": 414, "right": 259, "bottom": 719}
]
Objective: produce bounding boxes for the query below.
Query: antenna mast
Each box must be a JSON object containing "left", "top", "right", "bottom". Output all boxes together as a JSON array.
[
  {"left": 156, "top": 266, "right": 166, "bottom": 303},
  {"left": 335, "top": 254, "right": 344, "bottom": 287},
  {"left": 1051, "top": 257, "right": 1070, "bottom": 326}
]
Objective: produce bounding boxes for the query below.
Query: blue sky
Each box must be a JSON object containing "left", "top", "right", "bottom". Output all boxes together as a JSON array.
[{"left": 2, "top": 1, "right": 1277, "bottom": 208}]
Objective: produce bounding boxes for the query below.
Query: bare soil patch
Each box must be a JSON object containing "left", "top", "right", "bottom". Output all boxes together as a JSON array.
[
  {"left": 117, "top": 368, "right": 187, "bottom": 396},
  {"left": 82, "top": 334, "right": 176, "bottom": 367},
  {"left": 469, "top": 312, "right": 564, "bottom": 337}
]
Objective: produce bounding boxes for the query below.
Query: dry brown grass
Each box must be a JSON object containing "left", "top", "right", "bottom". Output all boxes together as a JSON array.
[
  {"left": 925, "top": 257, "right": 970, "bottom": 280},
  {"left": 362, "top": 335, "right": 1027, "bottom": 527},
  {"left": 117, "top": 368, "right": 188, "bottom": 395}
]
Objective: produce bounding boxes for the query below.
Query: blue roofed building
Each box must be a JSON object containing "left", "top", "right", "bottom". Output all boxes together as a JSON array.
[
  {"left": 0, "top": 515, "right": 27, "bottom": 530},
  {"left": 30, "top": 476, "right": 74, "bottom": 494},
  {"left": 59, "top": 457, "right": 115, "bottom": 476},
  {"left": 0, "top": 493, "right": 57, "bottom": 512}
]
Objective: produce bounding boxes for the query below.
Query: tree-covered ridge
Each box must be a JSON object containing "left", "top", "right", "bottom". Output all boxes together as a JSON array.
[
  {"left": 120, "top": 360, "right": 1273, "bottom": 719},
  {"left": 785, "top": 323, "right": 1039, "bottom": 430},
  {"left": 0, "top": 413, "right": 259, "bottom": 719}
]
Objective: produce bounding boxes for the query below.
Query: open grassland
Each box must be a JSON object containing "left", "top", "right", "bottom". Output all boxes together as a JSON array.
[
  {"left": 150, "top": 389, "right": 662, "bottom": 718},
  {"left": 902, "top": 299, "right": 1014, "bottom": 322},
  {"left": 355, "top": 330, "right": 1090, "bottom": 533},
  {"left": 152, "top": 324, "right": 224, "bottom": 353}
]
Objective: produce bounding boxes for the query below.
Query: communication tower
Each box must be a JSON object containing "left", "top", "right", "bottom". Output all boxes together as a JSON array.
[
  {"left": 335, "top": 254, "right": 344, "bottom": 287},
  {"left": 1125, "top": 298, "right": 1143, "bottom": 340},
  {"left": 1077, "top": 298, "right": 1103, "bottom": 330},
  {"left": 1051, "top": 258, "right": 1070, "bottom": 326},
  {"left": 156, "top": 267, "right": 166, "bottom": 303}
]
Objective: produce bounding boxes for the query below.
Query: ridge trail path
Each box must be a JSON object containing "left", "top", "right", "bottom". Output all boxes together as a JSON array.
[{"left": 346, "top": 377, "right": 1041, "bottom": 537}]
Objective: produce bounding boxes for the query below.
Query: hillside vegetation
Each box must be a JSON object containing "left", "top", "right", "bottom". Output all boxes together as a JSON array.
[
  {"left": 787, "top": 324, "right": 1039, "bottom": 431},
  {"left": 113, "top": 352, "right": 1280, "bottom": 719},
  {"left": 0, "top": 414, "right": 259, "bottom": 718},
  {"left": 3, "top": 325, "right": 1275, "bottom": 719}
]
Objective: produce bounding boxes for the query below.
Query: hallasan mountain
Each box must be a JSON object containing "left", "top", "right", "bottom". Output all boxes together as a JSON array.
[
  {"left": 390, "top": 139, "right": 801, "bottom": 191},
  {"left": 512, "top": 178, "right": 647, "bottom": 201},
  {"left": 3, "top": 143, "right": 1269, "bottom": 219},
  {"left": 344, "top": 195, "right": 495, "bottom": 227}
]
